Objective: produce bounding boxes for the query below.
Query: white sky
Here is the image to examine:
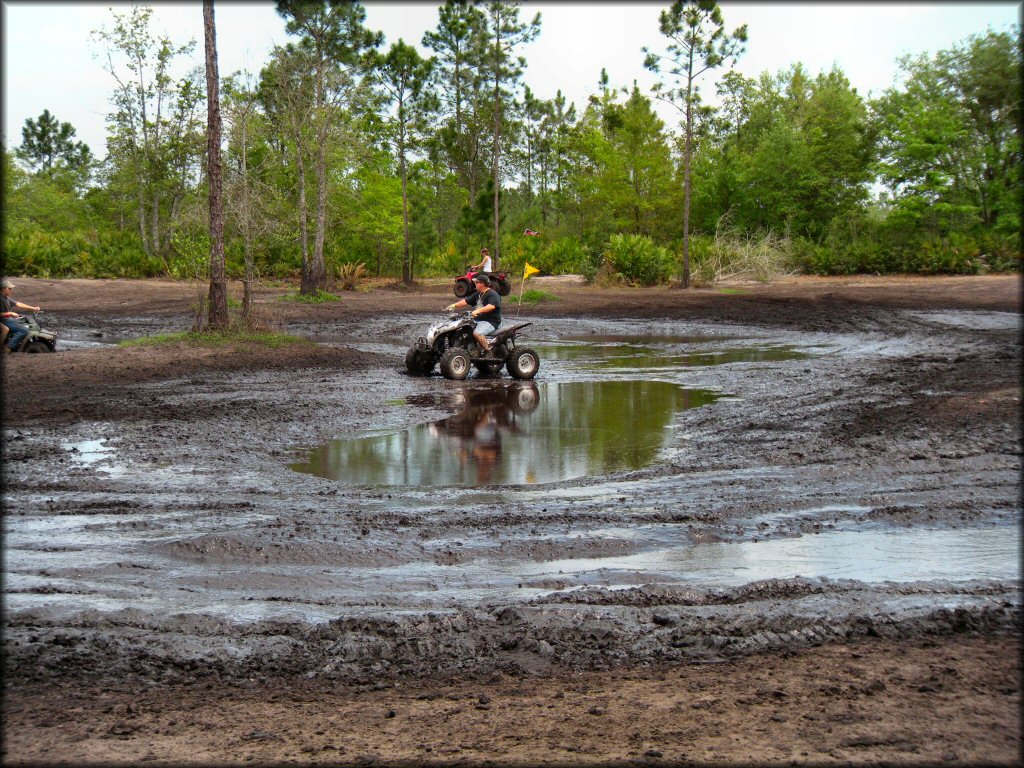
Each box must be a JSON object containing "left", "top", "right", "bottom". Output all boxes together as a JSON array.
[{"left": 2, "top": 1, "right": 1019, "bottom": 160}]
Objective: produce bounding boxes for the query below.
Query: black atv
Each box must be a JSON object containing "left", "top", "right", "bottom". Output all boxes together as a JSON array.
[{"left": 405, "top": 311, "right": 540, "bottom": 380}]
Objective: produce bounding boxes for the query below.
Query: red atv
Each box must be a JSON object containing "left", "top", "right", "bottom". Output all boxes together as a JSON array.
[{"left": 454, "top": 268, "right": 513, "bottom": 298}]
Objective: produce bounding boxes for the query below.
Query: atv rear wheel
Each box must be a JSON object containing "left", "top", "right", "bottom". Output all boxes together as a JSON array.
[
  {"left": 23, "top": 341, "right": 52, "bottom": 353},
  {"left": 507, "top": 348, "right": 540, "bottom": 379},
  {"left": 440, "top": 348, "right": 472, "bottom": 380},
  {"left": 453, "top": 278, "right": 472, "bottom": 298}
]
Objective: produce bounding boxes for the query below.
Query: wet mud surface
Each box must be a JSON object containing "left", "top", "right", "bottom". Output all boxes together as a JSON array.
[{"left": 2, "top": 275, "right": 1021, "bottom": 764}]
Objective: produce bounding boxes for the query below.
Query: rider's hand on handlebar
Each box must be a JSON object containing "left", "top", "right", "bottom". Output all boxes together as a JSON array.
[{"left": 445, "top": 303, "right": 456, "bottom": 312}]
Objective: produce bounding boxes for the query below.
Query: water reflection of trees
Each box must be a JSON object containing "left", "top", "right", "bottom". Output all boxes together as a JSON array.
[{"left": 294, "top": 381, "right": 719, "bottom": 486}]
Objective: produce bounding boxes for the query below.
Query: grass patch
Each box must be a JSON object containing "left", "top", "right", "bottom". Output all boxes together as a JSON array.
[
  {"left": 121, "top": 330, "right": 308, "bottom": 349},
  {"left": 519, "top": 288, "right": 560, "bottom": 305},
  {"left": 716, "top": 287, "right": 750, "bottom": 295},
  {"left": 278, "top": 290, "right": 342, "bottom": 304}
]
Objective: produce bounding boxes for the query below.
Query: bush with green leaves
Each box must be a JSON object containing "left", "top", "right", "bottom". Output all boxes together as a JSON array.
[{"left": 602, "top": 233, "right": 674, "bottom": 286}]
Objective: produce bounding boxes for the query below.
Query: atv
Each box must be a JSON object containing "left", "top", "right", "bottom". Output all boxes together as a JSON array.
[
  {"left": 4, "top": 312, "right": 57, "bottom": 353},
  {"left": 453, "top": 267, "right": 512, "bottom": 298},
  {"left": 405, "top": 311, "right": 540, "bottom": 380}
]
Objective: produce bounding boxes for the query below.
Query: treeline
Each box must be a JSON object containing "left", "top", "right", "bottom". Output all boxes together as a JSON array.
[{"left": 2, "top": 2, "right": 1020, "bottom": 287}]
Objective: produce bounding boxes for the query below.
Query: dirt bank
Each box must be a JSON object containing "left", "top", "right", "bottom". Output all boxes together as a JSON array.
[{"left": 2, "top": 274, "right": 1021, "bottom": 764}]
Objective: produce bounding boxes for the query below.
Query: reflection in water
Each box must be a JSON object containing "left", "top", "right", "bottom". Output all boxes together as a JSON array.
[{"left": 291, "top": 381, "right": 720, "bottom": 486}]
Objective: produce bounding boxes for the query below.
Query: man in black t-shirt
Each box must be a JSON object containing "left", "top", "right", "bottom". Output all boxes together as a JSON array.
[{"left": 446, "top": 274, "right": 502, "bottom": 355}]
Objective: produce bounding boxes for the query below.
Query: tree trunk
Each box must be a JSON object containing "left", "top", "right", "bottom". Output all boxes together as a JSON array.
[
  {"left": 295, "top": 141, "right": 309, "bottom": 282},
  {"left": 240, "top": 119, "right": 254, "bottom": 327},
  {"left": 491, "top": 11, "right": 501, "bottom": 268},
  {"left": 304, "top": 55, "right": 328, "bottom": 296},
  {"left": 681, "top": 55, "right": 695, "bottom": 289},
  {"left": 204, "top": 0, "right": 228, "bottom": 328},
  {"left": 400, "top": 125, "right": 412, "bottom": 285}
]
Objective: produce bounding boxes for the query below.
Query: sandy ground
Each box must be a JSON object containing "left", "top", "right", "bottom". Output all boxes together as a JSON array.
[{"left": 2, "top": 274, "right": 1021, "bottom": 765}]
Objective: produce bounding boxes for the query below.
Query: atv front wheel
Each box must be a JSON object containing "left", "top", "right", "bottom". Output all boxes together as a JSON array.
[
  {"left": 440, "top": 348, "right": 472, "bottom": 380},
  {"left": 405, "top": 347, "right": 435, "bottom": 376},
  {"left": 23, "top": 341, "right": 52, "bottom": 353},
  {"left": 453, "top": 278, "right": 472, "bottom": 298},
  {"left": 496, "top": 278, "right": 512, "bottom": 296},
  {"left": 507, "top": 348, "right": 540, "bottom": 379}
]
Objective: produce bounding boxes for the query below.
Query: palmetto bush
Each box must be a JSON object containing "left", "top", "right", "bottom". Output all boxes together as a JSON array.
[{"left": 601, "top": 233, "right": 674, "bottom": 286}]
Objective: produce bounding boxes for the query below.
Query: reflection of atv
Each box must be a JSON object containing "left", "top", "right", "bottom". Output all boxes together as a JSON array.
[
  {"left": 405, "top": 312, "right": 540, "bottom": 380},
  {"left": 454, "top": 268, "right": 512, "bottom": 298},
  {"left": 4, "top": 312, "right": 57, "bottom": 353}
]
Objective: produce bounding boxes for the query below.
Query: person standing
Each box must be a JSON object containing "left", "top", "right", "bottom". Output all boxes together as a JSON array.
[{"left": 1, "top": 279, "right": 41, "bottom": 353}]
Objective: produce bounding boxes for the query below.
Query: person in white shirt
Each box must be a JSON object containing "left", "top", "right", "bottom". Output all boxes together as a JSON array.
[{"left": 471, "top": 247, "right": 492, "bottom": 274}]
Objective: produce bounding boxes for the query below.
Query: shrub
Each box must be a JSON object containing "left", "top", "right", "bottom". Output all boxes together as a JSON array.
[
  {"left": 519, "top": 288, "right": 559, "bottom": 304},
  {"left": 279, "top": 290, "right": 341, "bottom": 304},
  {"left": 602, "top": 233, "right": 674, "bottom": 286},
  {"left": 335, "top": 262, "right": 367, "bottom": 291},
  {"left": 693, "top": 225, "right": 796, "bottom": 283}
]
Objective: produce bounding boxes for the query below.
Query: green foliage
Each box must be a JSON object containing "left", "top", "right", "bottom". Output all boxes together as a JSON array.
[
  {"left": 519, "top": 288, "right": 559, "bottom": 304},
  {"left": 279, "top": 289, "right": 341, "bottom": 304},
  {"left": 3, "top": 224, "right": 162, "bottom": 278},
  {"left": 16, "top": 109, "right": 92, "bottom": 174},
  {"left": 334, "top": 261, "right": 367, "bottom": 290},
  {"left": 6, "top": 16, "right": 1018, "bottom": 284},
  {"left": 602, "top": 233, "right": 675, "bottom": 286},
  {"left": 871, "top": 28, "right": 1020, "bottom": 247},
  {"left": 692, "top": 227, "right": 795, "bottom": 284},
  {"left": 540, "top": 237, "right": 597, "bottom": 278}
]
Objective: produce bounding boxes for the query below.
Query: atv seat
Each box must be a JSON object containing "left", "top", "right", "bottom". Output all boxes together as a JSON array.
[{"left": 487, "top": 323, "right": 531, "bottom": 345}]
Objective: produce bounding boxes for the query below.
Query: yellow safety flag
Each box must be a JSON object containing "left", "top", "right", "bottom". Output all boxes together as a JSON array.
[{"left": 523, "top": 262, "right": 540, "bottom": 280}]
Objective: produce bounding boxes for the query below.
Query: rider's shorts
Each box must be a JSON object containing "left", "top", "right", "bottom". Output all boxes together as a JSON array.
[{"left": 474, "top": 320, "right": 497, "bottom": 337}]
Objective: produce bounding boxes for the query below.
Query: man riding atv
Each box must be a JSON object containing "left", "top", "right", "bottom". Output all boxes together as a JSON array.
[
  {"left": 447, "top": 274, "right": 501, "bottom": 355},
  {"left": 2, "top": 279, "right": 41, "bottom": 353}
]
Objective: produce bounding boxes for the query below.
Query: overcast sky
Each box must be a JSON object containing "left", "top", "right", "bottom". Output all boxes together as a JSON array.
[{"left": 2, "top": 1, "right": 1019, "bottom": 160}]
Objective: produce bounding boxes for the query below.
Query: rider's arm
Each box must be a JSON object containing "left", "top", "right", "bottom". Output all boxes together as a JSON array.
[
  {"left": 472, "top": 302, "right": 495, "bottom": 318},
  {"left": 14, "top": 301, "right": 39, "bottom": 312}
]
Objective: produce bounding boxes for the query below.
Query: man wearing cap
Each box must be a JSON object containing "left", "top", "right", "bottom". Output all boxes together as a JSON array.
[
  {"left": 446, "top": 274, "right": 502, "bottom": 355},
  {"left": 2, "top": 280, "right": 41, "bottom": 353}
]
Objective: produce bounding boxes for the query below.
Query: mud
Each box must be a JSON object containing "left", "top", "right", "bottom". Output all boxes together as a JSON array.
[{"left": 2, "top": 275, "right": 1021, "bottom": 764}]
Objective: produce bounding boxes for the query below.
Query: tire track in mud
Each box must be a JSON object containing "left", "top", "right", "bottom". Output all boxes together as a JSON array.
[{"left": 3, "top": 300, "right": 1020, "bottom": 685}]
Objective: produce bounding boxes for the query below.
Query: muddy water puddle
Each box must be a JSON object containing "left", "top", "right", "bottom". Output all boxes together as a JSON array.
[
  {"left": 291, "top": 380, "right": 721, "bottom": 486},
  {"left": 5, "top": 522, "right": 1016, "bottom": 622},
  {"left": 290, "top": 335, "right": 822, "bottom": 487}
]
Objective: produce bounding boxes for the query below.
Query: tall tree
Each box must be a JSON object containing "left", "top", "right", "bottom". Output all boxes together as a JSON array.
[
  {"left": 223, "top": 71, "right": 278, "bottom": 325},
  {"left": 276, "top": 0, "right": 382, "bottom": 295},
  {"left": 482, "top": 0, "right": 540, "bottom": 267},
  {"left": 643, "top": 0, "right": 747, "bottom": 287},
  {"left": 873, "top": 28, "right": 1020, "bottom": 234},
  {"left": 16, "top": 110, "right": 92, "bottom": 174},
  {"left": 203, "top": 0, "right": 228, "bottom": 329},
  {"left": 93, "top": 5, "right": 205, "bottom": 273},
  {"left": 259, "top": 44, "right": 316, "bottom": 284},
  {"left": 373, "top": 40, "right": 437, "bottom": 285},
  {"left": 423, "top": 1, "right": 489, "bottom": 202},
  {"left": 575, "top": 85, "right": 674, "bottom": 242}
]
